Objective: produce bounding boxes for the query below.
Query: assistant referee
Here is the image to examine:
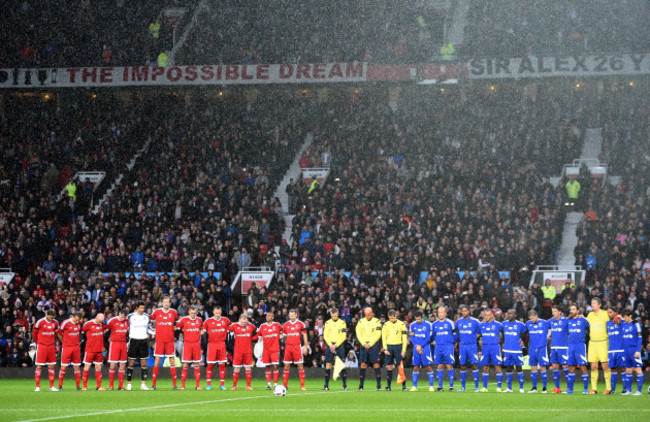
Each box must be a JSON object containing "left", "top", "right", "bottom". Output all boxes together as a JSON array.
[
  {"left": 382, "top": 309, "right": 408, "bottom": 391},
  {"left": 586, "top": 297, "right": 611, "bottom": 394},
  {"left": 323, "top": 308, "right": 348, "bottom": 390}
]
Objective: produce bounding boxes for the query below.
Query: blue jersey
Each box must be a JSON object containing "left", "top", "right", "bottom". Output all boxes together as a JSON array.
[
  {"left": 526, "top": 319, "right": 549, "bottom": 349},
  {"left": 549, "top": 317, "right": 569, "bottom": 348},
  {"left": 409, "top": 321, "right": 433, "bottom": 348},
  {"left": 502, "top": 320, "right": 527, "bottom": 352},
  {"left": 606, "top": 321, "right": 624, "bottom": 352},
  {"left": 621, "top": 321, "right": 642, "bottom": 351},
  {"left": 456, "top": 317, "right": 480, "bottom": 345},
  {"left": 567, "top": 317, "right": 589, "bottom": 344},
  {"left": 432, "top": 319, "right": 457, "bottom": 346},
  {"left": 479, "top": 320, "right": 503, "bottom": 345}
]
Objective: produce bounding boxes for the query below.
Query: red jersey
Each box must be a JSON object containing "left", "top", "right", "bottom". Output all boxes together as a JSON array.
[
  {"left": 202, "top": 317, "right": 231, "bottom": 343},
  {"left": 106, "top": 317, "right": 129, "bottom": 343},
  {"left": 151, "top": 308, "right": 178, "bottom": 343},
  {"left": 58, "top": 319, "right": 81, "bottom": 347},
  {"left": 82, "top": 321, "right": 106, "bottom": 353},
  {"left": 176, "top": 316, "right": 203, "bottom": 343},
  {"left": 228, "top": 323, "right": 257, "bottom": 354},
  {"left": 257, "top": 322, "right": 282, "bottom": 352},
  {"left": 33, "top": 318, "right": 59, "bottom": 346},
  {"left": 282, "top": 320, "right": 306, "bottom": 346}
]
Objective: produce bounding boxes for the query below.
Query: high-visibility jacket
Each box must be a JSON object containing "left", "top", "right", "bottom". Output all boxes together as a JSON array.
[
  {"left": 566, "top": 180, "right": 580, "bottom": 199},
  {"left": 541, "top": 285, "right": 556, "bottom": 300},
  {"left": 157, "top": 52, "right": 169, "bottom": 67},
  {"left": 65, "top": 182, "right": 77, "bottom": 201},
  {"left": 149, "top": 21, "right": 160, "bottom": 39},
  {"left": 440, "top": 43, "right": 455, "bottom": 61},
  {"left": 307, "top": 179, "right": 320, "bottom": 195}
]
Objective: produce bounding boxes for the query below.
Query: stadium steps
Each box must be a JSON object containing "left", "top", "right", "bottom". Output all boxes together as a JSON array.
[
  {"left": 273, "top": 133, "right": 314, "bottom": 243},
  {"left": 92, "top": 136, "right": 152, "bottom": 214},
  {"left": 580, "top": 128, "right": 603, "bottom": 160},
  {"left": 558, "top": 212, "right": 583, "bottom": 266},
  {"left": 169, "top": 0, "right": 209, "bottom": 63},
  {"left": 557, "top": 127, "right": 604, "bottom": 266},
  {"left": 447, "top": 0, "right": 471, "bottom": 45}
]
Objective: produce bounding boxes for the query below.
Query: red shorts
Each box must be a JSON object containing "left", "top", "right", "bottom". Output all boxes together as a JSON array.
[
  {"left": 154, "top": 341, "right": 175, "bottom": 357},
  {"left": 35, "top": 344, "right": 57, "bottom": 366},
  {"left": 84, "top": 351, "right": 104, "bottom": 365},
  {"left": 108, "top": 342, "right": 127, "bottom": 363},
  {"left": 182, "top": 342, "right": 202, "bottom": 363},
  {"left": 61, "top": 346, "right": 81, "bottom": 366},
  {"left": 262, "top": 348, "right": 280, "bottom": 365},
  {"left": 233, "top": 352, "right": 253, "bottom": 367},
  {"left": 206, "top": 343, "right": 227, "bottom": 364},
  {"left": 283, "top": 344, "right": 303, "bottom": 364}
]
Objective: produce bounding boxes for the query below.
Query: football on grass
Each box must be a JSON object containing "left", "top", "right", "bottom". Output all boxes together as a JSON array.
[{"left": 274, "top": 385, "right": 287, "bottom": 396}]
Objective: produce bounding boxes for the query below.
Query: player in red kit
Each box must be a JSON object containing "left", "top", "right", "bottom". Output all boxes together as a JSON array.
[
  {"left": 33, "top": 309, "right": 59, "bottom": 391},
  {"left": 57, "top": 312, "right": 82, "bottom": 390},
  {"left": 176, "top": 306, "right": 203, "bottom": 390},
  {"left": 106, "top": 310, "right": 129, "bottom": 390},
  {"left": 257, "top": 311, "right": 282, "bottom": 390},
  {"left": 201, "top": 306, "right": 230, "bottom": 390},
  {"left": 82, "top": 313, "right": 106, "bottom": 391},
  {"left": 228, "top": 313, "right": 257, "bottom": 390},
  {"left": 150, "top": 296, "right": 179, "bottom": 390},
  {"left": 282, "top": 309, "right": 309, "bottom": 390}
]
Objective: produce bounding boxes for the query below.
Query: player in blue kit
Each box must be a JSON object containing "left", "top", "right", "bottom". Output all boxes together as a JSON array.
[
  {"left": 408, "top": 311, "right": 435, "bottom": 391},
  {"left": 479, "top": 309, "right": 503, "bottom": 392},
  {"left": 549, "top": 306, "right": 570, "bottom": 393},
  {"left": 432, "top": 306, "right": 457, "bottom": 392},
  {"left": 525, "top": 310, "right": 549, "bottom": 393},
  {"left": 564, "top": 304, "right": 590, "bottom": 394},
  {"left": 621, "top": 310, "right": 644, "bottom": 396},
  {"left": 502, "top": 309, "right": 527, "bottom": 393},
  {"left": 605, "top": 308, "right": 625, "bottom": 394},
  {"left": 456, "top": 305, "right": 481, "bottom": 392}
]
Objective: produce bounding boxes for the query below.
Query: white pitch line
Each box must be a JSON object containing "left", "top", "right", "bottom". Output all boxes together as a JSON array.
[{"left": 12, "top": 390, "right": 348, "bottom": 422}]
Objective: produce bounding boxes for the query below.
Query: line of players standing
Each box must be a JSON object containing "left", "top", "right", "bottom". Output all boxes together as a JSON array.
[
  {"left": 31, "top": 296, "right": 310, "bottom": 392},
  {"left": 31, "top": 295, "right": 644, "bottom": 395}
]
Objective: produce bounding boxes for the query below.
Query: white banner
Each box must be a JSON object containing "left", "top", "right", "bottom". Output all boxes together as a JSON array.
[
  {"left": 468, "top": 53, "right": 650, "bottom": 79},
  {"left": 240, "top": 271, "right": 274, "bottom": 294},
  {"left": 0, "top": 62, "right": 367, "bottom": 88}
]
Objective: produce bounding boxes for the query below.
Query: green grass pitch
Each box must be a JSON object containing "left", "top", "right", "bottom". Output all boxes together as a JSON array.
[{"left": 0, "top": 378, "right": 648, "bottom": 422}]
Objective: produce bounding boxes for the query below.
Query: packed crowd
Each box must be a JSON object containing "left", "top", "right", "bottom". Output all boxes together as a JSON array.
[
  {"left": 0, "top": 87, "right": 649, "bottom": 369},
  {"left": 0, "top": 0, "right": 183, "bottom": 68},
  {"left": 178, "top": 0, "right": 444, "bottom": 65},
  {"left": 463, "top": 0, "right": 650, "bottom": 57}
]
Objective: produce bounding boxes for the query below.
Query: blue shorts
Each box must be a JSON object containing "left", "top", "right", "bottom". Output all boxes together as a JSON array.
[
  {"left": 550, "top": 348, "right": 568, "bottom": 365},
  {"left": 459, "top": 344, "right": 479, "bottom": 366},
  {"left": 384, "top": 345, "right": 403, "bottom": 366},
  {"left": 324, "top": 344, "right": 346, "bottom": 364},
  {"left": 503, "top": 351, "right": 524, "bottom": 367},
  {"left": 608, "top": 351, "right": 625, "bottom": 369},
  {"left": 623, "top": 348, "right": 642, "bottom": 368},
  {"left": 567, "top": 344, "right": 587, "bottom": 367},
  {"left": 481, "top": 344, "right": 502, "bottom": 366},
  {"left": 434, "top": 344, "right": 455, "bottom": 365},
  {"left": 359, "top": 343, "right": 381, "bottom": 365},
  {"left": 412, "top": 346, "right": 434, "bottom": 367},
  {"left": 528, "top": 346, "right": 549, "bottom": 367}
]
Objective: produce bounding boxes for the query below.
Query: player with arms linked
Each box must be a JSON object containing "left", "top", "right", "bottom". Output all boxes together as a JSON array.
[
  {"left": 257, "top": 311, "right": 283, "bottom": 390},
  {"left": 564, "top": 304, "right": 590, "bottom": 394},
  {"left": 228, "top": 313, "right": 257, "bottom": 390},
  {"left": 432, "top": 306, "right": 457, "bottom": 391},
  {"left": 175, "top": 305, "right": 203, "bottom": 390},
  {"left": 525, "top": 310, "right": 550, "bottom": 393},
  {"left": 502, "top": 309, "right": 527, "bottom": 393},
  {"left": 106, "top": 309, "right": 129, "bottom": 390},
  {"left": 621, "top": 310, "right": 644, "bottom": 395},
  {"left": 408, "top": 310, "right": 436, "bottom": 391},
  {"left": 605, "top": 307, "right": 625, "bottom": 394},
  {"left": 549, "top": 305, "right": 570, "bottom": 393},
  {"left": 202, "top": 305, "right": 230, "bottom": 390},
  {"left": 456, "top": 305, "right": 481, "bottom": 392},
  {"left": 150, "top": 296, "right": 179, "bottom": 390},
  {"left": 57, "top": 312, "right": 82, "bottom": 390},
  {"left": 479, "top": 309, "right": 504, "bottom": 392}
]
